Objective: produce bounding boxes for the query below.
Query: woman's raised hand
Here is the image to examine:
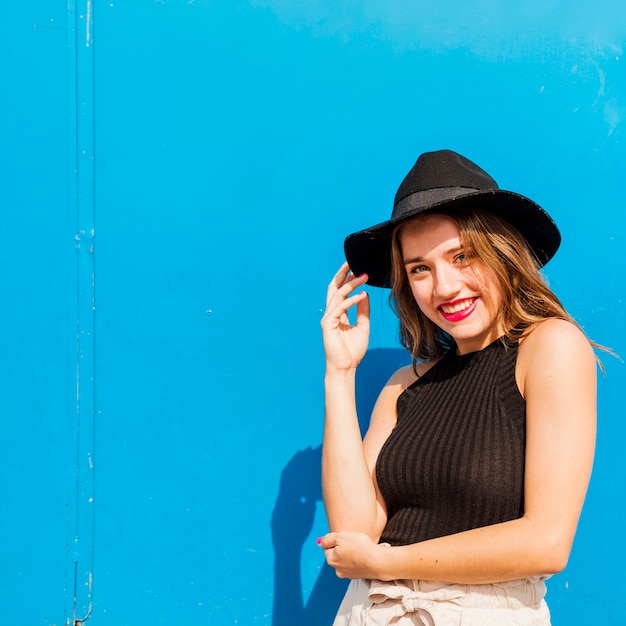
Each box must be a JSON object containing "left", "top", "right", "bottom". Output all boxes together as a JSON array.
[{"left": 321, "top": 262, "right": 370, "bottom": 372}]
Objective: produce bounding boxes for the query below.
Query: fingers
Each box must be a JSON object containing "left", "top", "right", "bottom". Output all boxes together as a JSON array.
[
  {"left": 323, "top": 268, "right": 369, "bottom": 329},
  {"left": 317, "top": 534, "right": 346, "bottom": 576},
  {"left": 325, "top": 290, "right": 368, "bottom": 324},
  {"left": 317, "top": 532, "right": 365, "bottom": 579},
  {"left": 316, "top": 533, "right": 336, "bottom": 550},
  {"left": 355, "top": 287, "right": 371, "bottom": 330},
  {"left": 331, "top": 261, "right": 351, "bottom": 289},
  {"left": 326, "top": 263, "right": 368, "bottom": 308},
  {"left": 321, "top": 264, "right": 371, "bottom": 369}
]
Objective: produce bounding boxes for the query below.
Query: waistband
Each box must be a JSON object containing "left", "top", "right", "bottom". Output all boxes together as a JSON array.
[{"left": 334, "top": 576, "right": 549, "bottom": 626}]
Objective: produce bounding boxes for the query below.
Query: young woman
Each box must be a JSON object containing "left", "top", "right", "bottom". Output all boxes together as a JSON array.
[{"left": 318, "top": 150, "right": 597, "bottom": 624}]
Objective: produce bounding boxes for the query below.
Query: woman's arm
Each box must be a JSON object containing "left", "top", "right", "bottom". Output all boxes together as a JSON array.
[
  {"left": 320, "top": 263, "right": 375, "bottom": 536},
  {"left": 323, "top": 365, "right": 414, "bottom": 539},
  {"left": 321, "top": 263, "right": 417, "bottom": 539},
  {"left": 320, "top": 319, "right": 597, "bottom": 583}
]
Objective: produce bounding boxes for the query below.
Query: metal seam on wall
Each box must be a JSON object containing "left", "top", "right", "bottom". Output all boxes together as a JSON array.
[{"left": 67, "top": 1, "right": 96, "bottom": 624}]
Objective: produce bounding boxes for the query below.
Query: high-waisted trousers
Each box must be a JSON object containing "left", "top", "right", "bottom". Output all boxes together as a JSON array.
[{"left": 333, "top": 577, "right": 551, "bottom": 625}]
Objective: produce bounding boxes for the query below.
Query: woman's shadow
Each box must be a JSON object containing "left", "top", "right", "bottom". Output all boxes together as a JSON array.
[{"left": 271, "top": 348, "right": 409, "bottom": 625}]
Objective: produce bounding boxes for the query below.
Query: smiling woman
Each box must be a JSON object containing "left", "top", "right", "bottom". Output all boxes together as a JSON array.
[
  {"left": 395, "top": 215, "right": 504, "bottom": 355},
  {"left": 389, "top": 206, "right": 583, "bottom": 363},
  {"left": 318, "top": 149, "right": 598, "bottom": 625}
]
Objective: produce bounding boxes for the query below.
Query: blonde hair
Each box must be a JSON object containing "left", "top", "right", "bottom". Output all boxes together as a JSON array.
[{"left": 390, "top": 209, "right": 579, "bottom": 363}]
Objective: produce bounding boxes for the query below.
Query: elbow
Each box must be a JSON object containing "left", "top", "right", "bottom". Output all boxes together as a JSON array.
[
  {"left": 522, "top": 515, "right": 576, "bottom": 575},
  {"left": 539, "top": 552, "right": 569, "bottom": 576},
  {"left": 535, "top": 535, "right": 572, "bottom": 575}
]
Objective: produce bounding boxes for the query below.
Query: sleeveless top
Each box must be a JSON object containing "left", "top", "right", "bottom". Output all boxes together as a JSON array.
[{"left": 376, "top": 337, "right": 525, "bottom": 546}]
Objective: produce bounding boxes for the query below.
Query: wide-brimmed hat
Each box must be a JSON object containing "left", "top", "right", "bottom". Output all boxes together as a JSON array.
[{"left": 344, "top": 149, "right": 561, "bottom": 288}]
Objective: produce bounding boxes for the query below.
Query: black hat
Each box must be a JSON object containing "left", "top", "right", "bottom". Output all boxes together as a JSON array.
[{"left": 344, "top": 150, "right": 561, "bottom": 288}]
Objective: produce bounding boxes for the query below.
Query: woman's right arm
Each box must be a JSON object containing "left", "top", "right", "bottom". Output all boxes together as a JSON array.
[
  {"left": 322, "top": 366, "right": 408, "bottom": 539},
  {"left": 320, "top": 263, "right": 410, "bottom": 540}
]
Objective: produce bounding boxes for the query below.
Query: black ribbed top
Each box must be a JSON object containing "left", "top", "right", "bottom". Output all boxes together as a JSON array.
[{"left": 377, "top": 337, "right": 525, "bottom": 546}]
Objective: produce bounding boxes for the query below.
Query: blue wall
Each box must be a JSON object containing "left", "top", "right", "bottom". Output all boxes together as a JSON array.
[{"left": 1, "top": 1, "right": 624, "bottom": 624}]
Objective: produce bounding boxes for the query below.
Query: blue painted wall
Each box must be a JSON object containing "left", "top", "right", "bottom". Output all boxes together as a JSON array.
[{"left": 1, "top": 1, "right": 624, "bottom": 624}]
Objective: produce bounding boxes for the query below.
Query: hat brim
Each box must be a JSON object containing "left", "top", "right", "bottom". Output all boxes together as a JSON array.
[{"left": 344, "top": 189, "right": 561, "bottom": 288}]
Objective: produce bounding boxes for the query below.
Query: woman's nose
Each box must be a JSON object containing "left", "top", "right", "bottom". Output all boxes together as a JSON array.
[{"left": 433, "top": 267, "right": 461, "bottom": 300}]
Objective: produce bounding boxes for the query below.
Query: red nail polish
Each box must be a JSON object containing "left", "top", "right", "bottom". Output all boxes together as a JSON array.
[{"left": 316, "top": 537, "right": 323, "bottom": 545}]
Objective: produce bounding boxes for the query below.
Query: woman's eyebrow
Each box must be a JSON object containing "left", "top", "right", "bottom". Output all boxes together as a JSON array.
[
  {"left": 403, "top": 255, "right": 424, "bottom": 265},
  {"left": 403, "top": 244, "right": 464, "bottom": 265}
]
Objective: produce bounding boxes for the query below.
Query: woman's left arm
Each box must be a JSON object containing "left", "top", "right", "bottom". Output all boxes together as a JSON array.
[{"left": 320, "top": 319, "right": 597, "bottom": 583}]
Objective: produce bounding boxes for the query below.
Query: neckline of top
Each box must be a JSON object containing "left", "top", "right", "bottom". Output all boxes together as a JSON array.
[{"left": 449, "top": 335, "right": 517, "bottom": 361}]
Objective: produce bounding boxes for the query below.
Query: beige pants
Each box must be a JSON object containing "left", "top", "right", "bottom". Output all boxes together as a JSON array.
[{"left": 333, "top": 577, "right": 551, "bottom": 625}]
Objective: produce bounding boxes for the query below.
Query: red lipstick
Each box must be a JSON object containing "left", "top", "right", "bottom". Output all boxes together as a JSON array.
[{"left": 438, "top": 298, "right": 478, "bottom": 322}]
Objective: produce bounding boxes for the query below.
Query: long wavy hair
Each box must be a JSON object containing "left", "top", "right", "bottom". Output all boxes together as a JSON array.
[{"left": 390, "top": 208, "right": 580, "bottom": 363}]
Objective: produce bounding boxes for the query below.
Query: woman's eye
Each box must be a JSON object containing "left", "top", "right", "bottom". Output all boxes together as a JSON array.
[
  {"left": 409, "top": 264, "right": 429, "bottom": 274},
  {"left": 455, "top": 253, "right": 470, "bottom": 264}
]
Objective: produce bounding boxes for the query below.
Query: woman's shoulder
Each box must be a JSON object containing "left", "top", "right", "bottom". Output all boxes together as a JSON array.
[
  {"left": 516, "top": 319, "right": 596, "bottom": 394},
  {"left": 519, "top": 318, "right": 592, "bottom": 356}
]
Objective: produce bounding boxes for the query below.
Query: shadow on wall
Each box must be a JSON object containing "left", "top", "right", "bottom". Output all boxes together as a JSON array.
[{"left": 271, "top": 347, "right": 410, "bottom": 626}]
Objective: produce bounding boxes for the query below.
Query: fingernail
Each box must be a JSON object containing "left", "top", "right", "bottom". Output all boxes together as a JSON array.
[{"left": 316, "top": 537, "right": 323, "bottom": 545}]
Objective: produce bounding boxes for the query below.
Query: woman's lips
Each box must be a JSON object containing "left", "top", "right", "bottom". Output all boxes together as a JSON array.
[{"left": 438, "top": 297, "right": 478, "bottom": 322}]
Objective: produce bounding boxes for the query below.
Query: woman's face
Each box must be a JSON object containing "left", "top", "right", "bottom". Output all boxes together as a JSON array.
[{"left": 399, "top": 214, "right": 504, "bottom": 355}]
